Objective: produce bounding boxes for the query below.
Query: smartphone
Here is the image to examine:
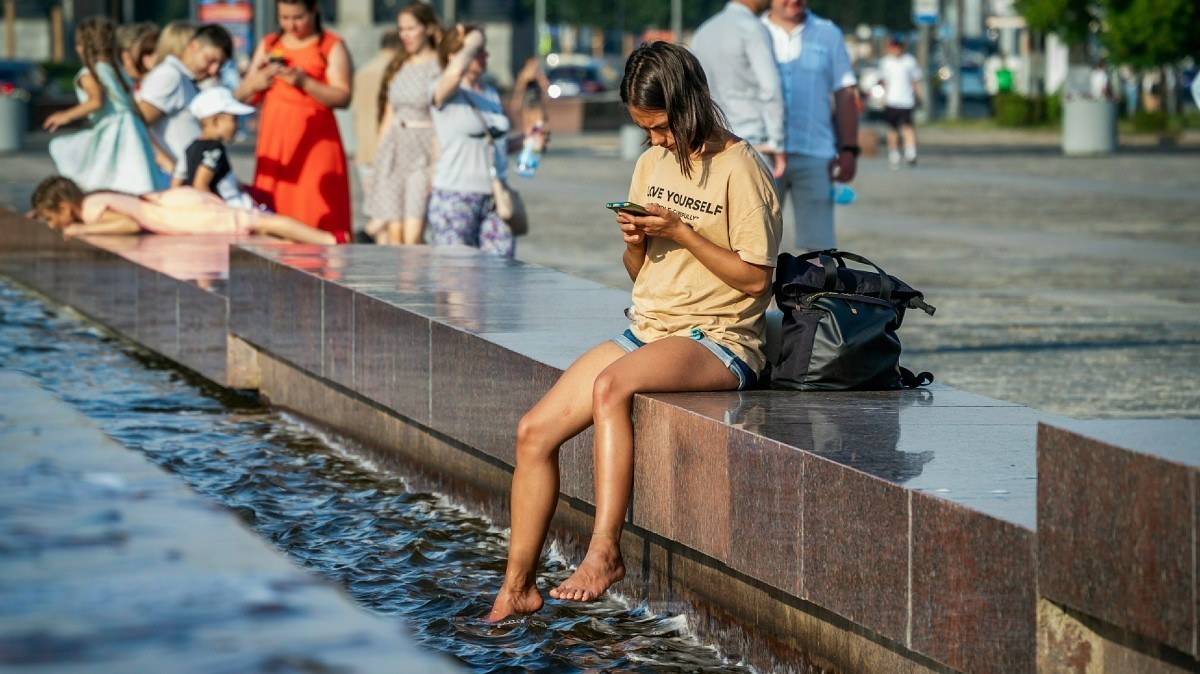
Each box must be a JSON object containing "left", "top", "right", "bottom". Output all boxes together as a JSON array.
[
  {"left": 267, "top": 52, "right": 288, "bottom": 66},
  {"left": 605, "top": 201, "right": 649, "bottom": 215}
]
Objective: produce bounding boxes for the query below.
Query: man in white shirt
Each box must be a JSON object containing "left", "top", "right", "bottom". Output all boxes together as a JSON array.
[
  {"left": 137, "top": 24, "right": 232, "bottom": 182},
  {"left": 879, "top": 37, "right": 923, "bottom": 169},
  {"left": 763, "top": 0, "right": 858, "bottom": 251},
  {"left": 691, "top": 0, "right": 786, "bottom": 178}
]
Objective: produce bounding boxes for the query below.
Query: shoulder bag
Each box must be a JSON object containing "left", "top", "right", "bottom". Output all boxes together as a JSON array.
[{"left": 465, "top": 93, "right": 529, "bottom": 236}]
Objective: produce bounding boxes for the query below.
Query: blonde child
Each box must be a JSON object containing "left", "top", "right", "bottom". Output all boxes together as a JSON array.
[
  {"left": 31, "top": 175, "right": 335, "bottom": 245},
  {"left": 152, "top": 21, "right": 197, "bottom": 65},
  {"left": 44, "top": 16, "right": 169, "bottom": 194}
]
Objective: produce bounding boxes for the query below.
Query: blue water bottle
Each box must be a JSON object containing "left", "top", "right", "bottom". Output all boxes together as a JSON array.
[
  {"left": 831, "top": 182, "right": 856, "bottom": 205},
  {"left": 515, "top": 121, "right": 544, "bottom": 178}
]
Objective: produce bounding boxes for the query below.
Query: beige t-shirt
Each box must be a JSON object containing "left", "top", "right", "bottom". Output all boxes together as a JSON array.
[{"left": 627, "top": 140, "right": 782, "bottom": 374}]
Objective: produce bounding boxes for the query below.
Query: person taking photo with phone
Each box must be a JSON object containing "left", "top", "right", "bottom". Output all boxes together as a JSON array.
[
  {"left": 487, "top": 41, "right": 781, "bottom": 621},
  {"left": 235, "top": 0, "right": 353, "bottom": 243}
]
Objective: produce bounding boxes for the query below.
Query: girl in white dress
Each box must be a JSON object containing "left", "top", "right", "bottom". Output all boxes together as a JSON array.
[{"left": 45, "top": 16, "right": 168, "bottom": 194}]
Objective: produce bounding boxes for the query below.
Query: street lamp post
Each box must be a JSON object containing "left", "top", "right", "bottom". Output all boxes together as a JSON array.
[
  {"left": 535, "top": 0, "right": 545, "bottom": 55},
  {"left": 671, "top": 0, "right": 681, "bottom": 42}
]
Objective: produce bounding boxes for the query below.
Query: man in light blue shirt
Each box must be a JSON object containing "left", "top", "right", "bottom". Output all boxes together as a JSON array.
[
  {"left": 764, "top": 0, "right": 859, "bottom": 250},
  {"left": 692, "top": 0, "right": 786, "bottom": 178}
]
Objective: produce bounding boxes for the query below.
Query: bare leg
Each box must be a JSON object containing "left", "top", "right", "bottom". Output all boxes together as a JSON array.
[
  {"left": 384, "top": 220, "right": 402, "bottom": 245},
  {"left": 549, "top": 336, "right": 738, "bottom": 603},
  {"left": 901, "top": 124, "right": 918, "bottom": 163},
  {"left": 253, "top": 214, "right": 337, "bottom": 244},
  {"left": 399, "top": 217, "right": 425, "bottom": 245},
  {"left": 365, "top": 217, "right": 387, "bottom": 243},
  {"left": 886, "top": 126, "right": 901, "bottom": 168},
  {"left": 487, "top": 341, "right": 627, "bottom": 621}
]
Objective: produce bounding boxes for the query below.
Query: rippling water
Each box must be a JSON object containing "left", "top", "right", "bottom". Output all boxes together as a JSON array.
[{"left": 0, "top": 281, "right": 757, "bottom": 673}]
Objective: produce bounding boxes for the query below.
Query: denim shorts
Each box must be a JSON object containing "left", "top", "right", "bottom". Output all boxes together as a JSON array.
[{"left": 611, "top": 328, "right": 757, "bottom": 391}]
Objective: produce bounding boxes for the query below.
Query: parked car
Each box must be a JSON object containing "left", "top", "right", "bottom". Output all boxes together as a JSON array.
[
  {"left": 856, "top": 61, "right": 887, "bottom": 118},
  {"left": 939, "top": 65, "right": 989, "bottom": 101},
  {"left": 543, "top": 54, "right": 618, "bottom": 99},
  {"left": 0, "top": 60, "right": 47, "bottom": 98}
]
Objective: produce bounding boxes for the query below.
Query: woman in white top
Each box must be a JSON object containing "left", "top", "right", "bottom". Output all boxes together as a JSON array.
[{"left": 427, "top": 25, "right": 528, "bottom": 257}]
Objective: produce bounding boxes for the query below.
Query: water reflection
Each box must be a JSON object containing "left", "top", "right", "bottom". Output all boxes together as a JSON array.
[
  {"left": 724, "top": 390, "right": 937, "bottom": 483},
  {"left": 0, "top": 281, "right": 755, "bottom": 673}
]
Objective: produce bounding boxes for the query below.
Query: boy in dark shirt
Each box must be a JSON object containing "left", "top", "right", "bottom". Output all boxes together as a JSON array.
[{"left": 179, "top": 86, "right": 257, "bottom": 209}]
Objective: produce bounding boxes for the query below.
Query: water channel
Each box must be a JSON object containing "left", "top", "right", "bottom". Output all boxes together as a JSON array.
[{"left": 0, "top": 279, "right": 760, "bottom": 673}]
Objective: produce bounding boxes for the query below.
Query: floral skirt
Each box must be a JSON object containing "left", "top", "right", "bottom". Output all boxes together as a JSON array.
[{"left": 426, "top": 188, "right": 515, "bottom": 258}]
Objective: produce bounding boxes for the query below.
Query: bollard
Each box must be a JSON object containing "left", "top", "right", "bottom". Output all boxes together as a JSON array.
[
  {"left": 0, "top": 96, "right": 27, "bottom": 154},
  {"left": 619, "top": 124, "right": 644, "bottom": 161}
]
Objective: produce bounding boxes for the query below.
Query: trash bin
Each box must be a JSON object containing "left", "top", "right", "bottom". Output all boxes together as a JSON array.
[
  {"left": 1062, "top": 97, "right": 1117, "bottom": 156},
  {"left": 996, "top": 68, "right": 1013, "bottom": 93},
  {"left": 0, "top": 93, "right": 27, "bottom": 154}
]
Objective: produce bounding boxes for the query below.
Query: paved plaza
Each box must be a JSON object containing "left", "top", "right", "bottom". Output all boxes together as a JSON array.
[{"left": 3, "top": 124, "right": 1197, "bottom": 419}]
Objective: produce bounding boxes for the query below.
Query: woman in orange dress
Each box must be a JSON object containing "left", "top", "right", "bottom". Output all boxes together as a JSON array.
[{"left": 235, "top": 0, "right": 352, "bottom": 243}]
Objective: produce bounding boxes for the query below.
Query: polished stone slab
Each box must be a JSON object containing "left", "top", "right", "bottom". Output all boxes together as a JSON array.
[
  {"left": 1038, "top": 420, "right": 1200, "bottom": 658},
  {"left": 0, "top": 210, "right": 237, "bottom": 385},
  {"left": 635, "top": 390, "right": 1039, "bottom": 674},
  {"left": 224, "top": 241, "right": 1049, "bottom": 674},
  {"left": 0, "top": 371, "right": 460, "bottom": 673}
]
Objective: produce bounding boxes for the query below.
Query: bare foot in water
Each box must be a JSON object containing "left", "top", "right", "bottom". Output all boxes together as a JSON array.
[
  {"left": 549, "top": 537, "right": 625, "bottom": 602},
  {"left": 487, "top": 582, "right": 544, "bottom": 622}
]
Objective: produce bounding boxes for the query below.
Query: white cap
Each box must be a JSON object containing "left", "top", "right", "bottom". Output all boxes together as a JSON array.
[{"left": 189, "top": 86, "right": 256, "bottom": 120}]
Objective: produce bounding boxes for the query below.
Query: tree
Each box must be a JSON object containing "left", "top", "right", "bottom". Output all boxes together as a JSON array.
[
  {"left": 1103, "top": 0, "right": 1200, "bottom": 70},
  {"left": 1017, "top": 0, "right": 1200, "bottom": 67}
]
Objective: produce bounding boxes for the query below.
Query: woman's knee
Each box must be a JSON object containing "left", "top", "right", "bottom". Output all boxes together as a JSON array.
[
  {"left": 514, "top": 411, "right": 559, "bottom": 464},
  {"left": 591, "top": 370, "right": 632, "bottom": 414}
]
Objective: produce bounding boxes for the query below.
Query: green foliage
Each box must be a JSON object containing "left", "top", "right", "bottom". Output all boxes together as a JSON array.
[
  {"left": 1016, "top": 0, "right": 1200, "bottom": 67},
  {"left": 1131, "top": 109, "right": 1169, "bottom": 132},
  {"left": 1015, "top": 0, "right": 1095, "bottom": 45},
  {"left": 40, "top": 61, "right": 81, "bottom": 96},
  {"left": 1103, "top": 0, "right": 1200, "bottom": 69},
  {"left": 992, "top": 92, "right": 1062, "bottom": 127},
  {"left": 1044, "top": 92, "right": 1063, "bottom": 124},
  {"left": 993, "top": 92, "right": 1033, "bottom": 126}
]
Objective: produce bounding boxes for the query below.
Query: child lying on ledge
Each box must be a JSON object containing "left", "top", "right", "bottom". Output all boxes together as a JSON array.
[{"left": 30, "top": 175, "right": 336, "bottom": 245}]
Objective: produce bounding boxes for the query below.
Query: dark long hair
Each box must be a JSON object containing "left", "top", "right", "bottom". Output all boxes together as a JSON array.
[
  {"left": 378, "top": 2, "right": 442, "bottom": 124},
  {"left": 620, "top": 41, "right": 727, "bottom": 179},
  {"left": 275, "top": 0, "right": 324, "bottom": 41},
  {"left": 437, "top": 23, "right": 481, "bottom": 68}
]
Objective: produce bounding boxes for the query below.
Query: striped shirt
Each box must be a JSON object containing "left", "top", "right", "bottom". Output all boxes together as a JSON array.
[{"left": 763, "top": 11, "right": 857, "bottom": 158}]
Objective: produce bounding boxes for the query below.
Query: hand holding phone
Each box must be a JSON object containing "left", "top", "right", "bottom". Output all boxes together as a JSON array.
[{"left": 605, "top": 201, "right": 650, "bottom": 215}]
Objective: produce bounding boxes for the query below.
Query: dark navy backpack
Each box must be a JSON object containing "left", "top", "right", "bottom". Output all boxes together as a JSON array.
[{"left": 769, "top": 249, "right": 935, "bottom": 391}]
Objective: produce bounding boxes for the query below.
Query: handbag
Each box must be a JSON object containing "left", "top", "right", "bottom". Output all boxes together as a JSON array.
[
  {"left": 771, "top": 249, "right": 935, "bottom": 391},
  {"left": 484, "top": 142, "right": 529, "bottom": 236},
  {"left": 466, "top": 94, "right": 529, "bottom": 236}
]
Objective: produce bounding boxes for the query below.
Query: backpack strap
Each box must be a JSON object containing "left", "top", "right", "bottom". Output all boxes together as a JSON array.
[
  {"left": 900, "top": 366, "right": 934, "bottom": 388},
  {"left": 819, "top": 250, "right": 894, "bottom": 302}
]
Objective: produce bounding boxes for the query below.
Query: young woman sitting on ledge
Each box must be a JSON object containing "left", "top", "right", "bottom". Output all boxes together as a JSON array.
[
  {"left": 30, "top": 175, "right": 336, "bottom": 245},
  {"left": 487, "top": 41, "right": 782, "bottom": 621}
]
